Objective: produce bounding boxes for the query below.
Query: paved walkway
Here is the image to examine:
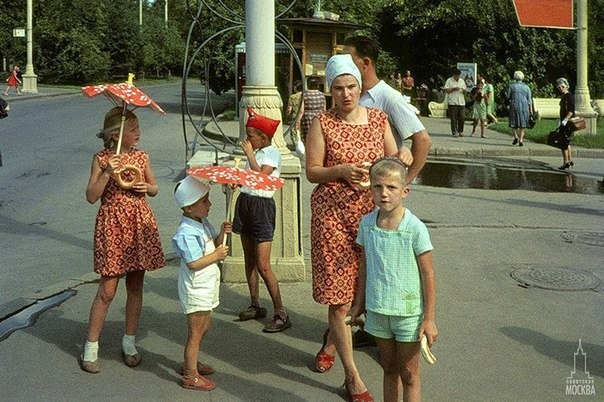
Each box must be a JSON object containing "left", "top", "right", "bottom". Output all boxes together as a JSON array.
[{"left": 1, "top": 87, "right": 602, "bottom": 401}]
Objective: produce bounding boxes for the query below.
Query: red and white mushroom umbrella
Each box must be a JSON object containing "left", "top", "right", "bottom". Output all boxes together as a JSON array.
[
  {"left": 187, "top": 160, "right": 284, "bottom": 245},
  {"left": 82, "top": 78, "right": 166, "bottom": 154},
  {"left": 186, "top": 165, "right": 284, "bottom": 192}
]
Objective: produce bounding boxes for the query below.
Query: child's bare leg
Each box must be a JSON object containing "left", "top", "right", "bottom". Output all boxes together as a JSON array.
[
  {"left": 398, "top": 341, "right": 422, "bottom": 402},
  {"left": 87, "top": 276, "right": 119, "bottom": 342},
  {"left": 376, "top": 337, "right": 402, "bottom": 402},
  {"left": 124, "top": 271, "right": 145, "bottom": 336},
  {"left": 256, "top": 241, "right": 284, "bottom": 311},
  {"left": 183, "top": 312, "right": 211, "bottom": 377},
  {"left": 241, "top": 236, "right": 261, "bottom": 305}
]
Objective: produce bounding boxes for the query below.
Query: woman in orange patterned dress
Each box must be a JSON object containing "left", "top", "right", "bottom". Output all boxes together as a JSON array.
[
  {"left": 306, "top": 54, "right": 411, "bottom": 402},
  {"left": 80, "top": 107, "right": 165, "bottom": 373}
]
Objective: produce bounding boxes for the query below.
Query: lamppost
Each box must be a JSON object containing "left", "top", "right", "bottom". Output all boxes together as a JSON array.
[
  {"left": 22, "top": 0, "right": 37, "bottom": 93},
  {"left": 575, "top": 0, "right": 597, "bottom": 134}
]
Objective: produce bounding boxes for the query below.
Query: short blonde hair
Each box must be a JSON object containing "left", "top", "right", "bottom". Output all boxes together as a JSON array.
[
  {"left": 96, "top": 107, "right": 137, "bottom": 149},
  {"left": 369, "top": 157, "right": 407, "bottom": 186},
  {"left": 513, "top": 70, "right": 525, "bottom": 81}
]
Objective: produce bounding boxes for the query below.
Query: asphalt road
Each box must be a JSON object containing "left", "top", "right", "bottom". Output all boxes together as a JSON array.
[
  {"left": 0, "top": 83, "right": 602, "bottom": 401},
  {"left": 0, "top": 82, "right": 233, "bottom": 308}
]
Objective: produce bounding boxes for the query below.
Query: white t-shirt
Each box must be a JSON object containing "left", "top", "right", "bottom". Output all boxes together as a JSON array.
[
  {"left": 444, "top": 76, "right": 467, "bottom": 106},
  {"left": 360, "top": 80, "right": 426, "bottom": 148},
  {"left": 241, "top": 145, "right": 281, "bottom": 199}
]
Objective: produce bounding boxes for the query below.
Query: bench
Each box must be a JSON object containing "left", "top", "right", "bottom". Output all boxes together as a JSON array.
[
  {"left": 593, "top": 99, "right": 604, "bottom": 116},
  {"left": 533, "top": 98, "right": 560, "bottom": 120},
  {"left": 428, "top": 95, "right": 448, "bottom": 118}
]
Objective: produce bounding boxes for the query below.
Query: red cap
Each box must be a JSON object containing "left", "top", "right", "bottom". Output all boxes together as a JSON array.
[{"left": 245, "top": 108, "right": 280, "bottom": 138}]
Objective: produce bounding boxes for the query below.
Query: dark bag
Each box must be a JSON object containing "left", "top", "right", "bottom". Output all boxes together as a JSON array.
[
  {"left": 528, "top": 113, "right": 536, "bottom": 129},
  {"left": 547, "top": 130, "right": 568, "bottom": 149},
  {"left": 0, "top": 97, "right": 8, "bottom": 119},
  {"left": 568, "top": 116, "right": 586, "bottom": 131}
]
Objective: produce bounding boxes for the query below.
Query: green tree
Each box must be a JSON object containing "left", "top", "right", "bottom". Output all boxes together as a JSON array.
[{"left": 376, "top": 0, "right": 602, "bottom": 107}]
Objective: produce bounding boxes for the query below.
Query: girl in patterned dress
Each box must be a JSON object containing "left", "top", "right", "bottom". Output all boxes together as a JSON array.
[
  {"left": 306, "top": 54, "right": 406, "bottom": 402},
  {"left": 80, "top": 107, "right": 165, "bottom": 373}
]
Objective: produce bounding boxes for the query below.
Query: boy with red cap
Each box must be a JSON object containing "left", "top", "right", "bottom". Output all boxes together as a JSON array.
[{"left": 233, "top": 108, "right": 292, "bottom": 332}]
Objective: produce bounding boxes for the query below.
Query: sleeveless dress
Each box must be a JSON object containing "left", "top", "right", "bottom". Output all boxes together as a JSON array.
[
  {"left": 93, "top": 148, "right": 165, "bottom": 276},
  {"left": 7, "top": 70, "right": 19, "bottom": 87},
  {"left": 311, "top": 107, "right": 388, "bottom": 305}
]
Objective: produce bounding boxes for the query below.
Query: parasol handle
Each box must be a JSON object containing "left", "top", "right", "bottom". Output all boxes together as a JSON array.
[
  {"left": 222, "top": 157, "right": 242, "bottom": 247},
  {"left": 114, "top": 103, "right": 128, "bottom": 155}
]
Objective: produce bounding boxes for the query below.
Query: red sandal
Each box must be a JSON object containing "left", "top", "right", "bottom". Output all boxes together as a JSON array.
[
  {"left": 343, "top": 381, "right": 374, "bottom": 402},
  {"left": 181, "top": 374, "right": 216, "bottom": 391},
  {"left": 314, "top": 328, "right": 336, "bottom": 372}
]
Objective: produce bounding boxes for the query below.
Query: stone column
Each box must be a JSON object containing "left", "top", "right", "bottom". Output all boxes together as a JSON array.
[
  {"left": 575, "top": 0, "right": 597, "bottom": 134},
  {"left": 221, "top": 0, "right": 305, "bottom": 282}
]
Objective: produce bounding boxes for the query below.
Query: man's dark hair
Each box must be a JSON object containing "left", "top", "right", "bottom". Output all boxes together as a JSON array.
[
  {"left": 344, "top": 35, "right": 380, "bottom": 64},
  {"left": 453, "top": 68, "right": 461, "bottom": 75},
  {"left": 307, "top": 77, "right": 321, "bottom": 90}
]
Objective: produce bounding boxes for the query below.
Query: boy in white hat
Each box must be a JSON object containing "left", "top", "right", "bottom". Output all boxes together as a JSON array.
[{"left": 172, "top": 175, "right": 232, "bottom": 391}]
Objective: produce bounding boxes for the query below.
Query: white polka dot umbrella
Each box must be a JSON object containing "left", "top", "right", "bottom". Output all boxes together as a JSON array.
[
  {"left": 187, "top": 163, "right": 284, "bottom": 246},
  {"left": 186, "top": 165, "right": 284, "bottom": 191},
  {"left": 82, "top": 81, "right": 166, "bottom": 154}
]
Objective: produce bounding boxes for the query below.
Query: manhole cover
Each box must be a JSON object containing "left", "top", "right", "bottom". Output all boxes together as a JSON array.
[
  {"left": 560, "top": 231, "right": 604, "bottom": 247},
  {"left": 511, "top": 267, "right": 600, "bottom": 291}
]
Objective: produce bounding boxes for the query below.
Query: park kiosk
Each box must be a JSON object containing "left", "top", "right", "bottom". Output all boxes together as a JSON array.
[{"left": 278, "top": 17, "right": 363, "bottom": 103}]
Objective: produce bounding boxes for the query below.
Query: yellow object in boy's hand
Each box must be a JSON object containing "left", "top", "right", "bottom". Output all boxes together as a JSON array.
[{"left": 420, "top": 335, "right": 437, "bottom": 364}]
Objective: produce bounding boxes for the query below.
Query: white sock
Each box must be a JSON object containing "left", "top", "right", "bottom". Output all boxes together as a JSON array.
[
  {"left": 122, "top": 334, "right": 138, "bottom": 356},
  {"left": 83, "top": 341, "right": 99, "bottom": 362}
]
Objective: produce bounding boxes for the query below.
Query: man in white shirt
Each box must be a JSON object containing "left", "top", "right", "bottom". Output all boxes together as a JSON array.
[
  {"left": 344, "top": 36, "right": 432, "bottom": 184},
  {"left": 444, "top": 68, "right": 467, "bottom": 137}
]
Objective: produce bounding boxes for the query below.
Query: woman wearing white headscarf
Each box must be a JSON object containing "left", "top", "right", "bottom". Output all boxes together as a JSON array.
[{"left": 305, "top": 54, "right": 411, "bottom": 402}]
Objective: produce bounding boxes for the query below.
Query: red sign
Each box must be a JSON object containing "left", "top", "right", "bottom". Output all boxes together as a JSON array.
[{"left": 512, "top": 0, "right": 574, "bottom": 29}]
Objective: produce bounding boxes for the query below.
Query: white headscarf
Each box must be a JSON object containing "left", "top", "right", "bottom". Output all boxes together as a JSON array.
[{"left": 325, "top": 54, "right": 362, "bottom": 90}]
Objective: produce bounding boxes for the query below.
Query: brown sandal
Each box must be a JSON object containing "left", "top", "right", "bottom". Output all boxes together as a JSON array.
[
  {"left": 79, "top": 354, "right": 100, "bottom": 374},
  {"left": 179, "top": 361, "right": 215, "bottom": 376},
  {"left": 314, "top": 328, "right": 336, "bottom": 372},
  {"left": 122, "top": 352, "right": 142, "bottom": 367}
]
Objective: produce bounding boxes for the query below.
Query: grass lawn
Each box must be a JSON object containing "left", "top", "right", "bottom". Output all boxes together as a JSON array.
[{"left": 488, "top": 118, "right": 604, "bottom": 149}]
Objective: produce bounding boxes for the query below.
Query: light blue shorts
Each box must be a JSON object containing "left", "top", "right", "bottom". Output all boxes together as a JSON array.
[{"left": 365, "top": 310, "right": 422, "bottom": 343}]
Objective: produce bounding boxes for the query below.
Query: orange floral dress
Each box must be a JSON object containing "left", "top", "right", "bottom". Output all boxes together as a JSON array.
[
  {"left": 311, "top": 108, "right": 387, "bottom": 305},
  {"left": 93, "top": 148, "right": 165, "bottom": 276}
]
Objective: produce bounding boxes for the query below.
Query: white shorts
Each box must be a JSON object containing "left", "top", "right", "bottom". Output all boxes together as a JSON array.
[{"left": 178, "top": 263, "right": 220, "bottom": 314}]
